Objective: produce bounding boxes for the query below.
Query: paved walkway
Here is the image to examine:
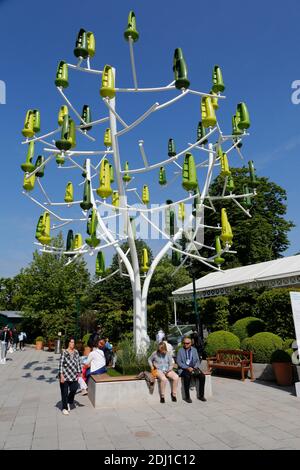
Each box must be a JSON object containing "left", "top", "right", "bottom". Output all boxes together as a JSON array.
[{"left": 0, "top": 348, "right": 300, "bottom": 449}]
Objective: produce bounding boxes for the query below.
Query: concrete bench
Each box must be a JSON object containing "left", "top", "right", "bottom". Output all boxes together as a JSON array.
[{"left": 88, "top": 372, "right": 212, "bottom": 408}]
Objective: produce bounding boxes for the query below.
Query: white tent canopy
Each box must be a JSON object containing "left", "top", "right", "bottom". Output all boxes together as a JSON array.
[{"left": 172, "top": 255, "right": 300, "bottom": 301}]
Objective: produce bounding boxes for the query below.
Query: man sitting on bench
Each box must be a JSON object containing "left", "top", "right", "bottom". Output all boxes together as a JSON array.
[{"left": 176, "top": 336, "right": 207, "bottom": 404}]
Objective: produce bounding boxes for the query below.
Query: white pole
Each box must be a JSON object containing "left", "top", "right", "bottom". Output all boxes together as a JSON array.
[
  {"left": 174, "top": 300, "right": 177, "bottom": 326},
  {"left": 108, "top": 68, "right": 147, "bottom": 354}
]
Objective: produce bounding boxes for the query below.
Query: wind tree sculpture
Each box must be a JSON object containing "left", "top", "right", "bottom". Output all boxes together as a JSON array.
[{"left": 20, "top": 12, "right": 256, "bottom": 353}]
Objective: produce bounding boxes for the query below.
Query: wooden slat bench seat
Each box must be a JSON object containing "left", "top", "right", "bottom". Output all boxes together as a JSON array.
[
  {"left": 91, "top": 373, "right": 138, "bottom": 382},
  {"left": 207, "top": 349, "right": 254, "bottom": 381}
]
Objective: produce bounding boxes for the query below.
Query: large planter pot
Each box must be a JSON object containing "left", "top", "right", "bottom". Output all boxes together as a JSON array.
[
  {"left": 36, "top": 341, "right": 44, "bottom": 351},
  {"left": 83, "top": 346, "right": 91, "bottom": 356},
  {"left": 272, "top": 362, "right": 293, "bottom": 386}
]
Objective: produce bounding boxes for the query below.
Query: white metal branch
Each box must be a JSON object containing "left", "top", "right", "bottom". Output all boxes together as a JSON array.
[
  {"left": 120, "top": 127, "right": 217, "bottom": 174},
  {"left": 102, "top": 98, "right": 128, "bottom": 128},
  {"left": 128, "top": 37, "right": 138, "bottom": 89},
  {"left": 116, "top": 103, "right": 159, "bottom": 137},
  {"left": 57, "top": 87, "right": 87, "bottom": 126},
  {"left": 67, "top": 63, "right": 103, "bottom": 75}
]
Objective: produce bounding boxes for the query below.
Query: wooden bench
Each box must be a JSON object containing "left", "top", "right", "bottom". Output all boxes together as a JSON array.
[{"left": 207, "top": 349, "right": 254, "bottom": 381}]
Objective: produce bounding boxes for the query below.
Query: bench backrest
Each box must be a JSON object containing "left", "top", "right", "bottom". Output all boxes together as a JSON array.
[{"left": 215, "top": 349, "right": 252, "bottom": 365}]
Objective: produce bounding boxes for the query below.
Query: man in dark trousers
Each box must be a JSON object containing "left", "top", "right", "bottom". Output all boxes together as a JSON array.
[{"left": 176, "top": 336, "right": 207, "bottom": 403}]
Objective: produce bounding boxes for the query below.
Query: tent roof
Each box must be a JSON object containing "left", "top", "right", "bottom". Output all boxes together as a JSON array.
[
  {"left": 0, "top": 311, "right": 23, "bottom": 319},
  {"left": 172, "top": 255, "right": 300, "bottom": 300}
]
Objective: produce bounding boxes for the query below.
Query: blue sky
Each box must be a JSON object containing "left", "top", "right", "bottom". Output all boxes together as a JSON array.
[{"left": 1, "top": 0, "right": 300, "bottom": 277}]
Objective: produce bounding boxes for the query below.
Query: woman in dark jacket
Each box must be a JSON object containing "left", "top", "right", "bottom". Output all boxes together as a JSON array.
[{"left": 58, "top": 337, "right": 82, "bottom": 415}]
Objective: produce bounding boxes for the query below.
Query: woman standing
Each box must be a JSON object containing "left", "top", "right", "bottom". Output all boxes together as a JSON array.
[
  {"left": 59, "top": 337, "right": 82, "bottom": 415},
  {"left": 148, "top": 342, "right": 179, "bottom": 403}
]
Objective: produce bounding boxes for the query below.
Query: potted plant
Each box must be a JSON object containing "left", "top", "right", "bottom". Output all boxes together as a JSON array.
[
  {"left": 35, "top": 336, "right": 44, "bottom": 351},
  {"left": 270, "top": 349, "right": 293, "bottom": 386}
]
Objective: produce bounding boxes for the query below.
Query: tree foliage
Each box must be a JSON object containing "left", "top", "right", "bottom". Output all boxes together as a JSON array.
[
  {"left": 191, "top": 168, "right": 294, "bottom": 279},
  {"left": 14, "top": 234, "right": 90, "bottom": 340}
]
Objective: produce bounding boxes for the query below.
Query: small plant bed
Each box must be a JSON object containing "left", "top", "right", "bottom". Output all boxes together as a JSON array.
[{"left": 107, "top": 368, "right": 122, "bottom": 377}]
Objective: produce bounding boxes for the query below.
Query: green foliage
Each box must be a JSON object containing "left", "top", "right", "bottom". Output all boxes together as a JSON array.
[
  {"left": 284, "top": 348, "right": 294, "bottom": 358},
  {"left": 89, "top": 248, "right": 191, "bottom": 342},
  {"left": 205, "top": 330, "right": 240, "bottom": 356},
  {"left": 35, "top": 336, "right": 44, "bottom": 343},
  {"left": 14, "top": 233, "right": 90, "bottom": 341},
  {"left": 200, "top": 296, "right": 230, "bottom": 332},
  {"left": 241, "top": 332, "right": 283, "bottom": 363},
  {"left": 270, "top": 349, "right": 292, "bottom": 363},
  {"left": 192, "top": 168, "right": 294, "bottom": 278},
  {"left": 231, "top": 317, "right": 265, "bottom": 341},
  {"left": 82, "top": 333, "right": 91, "bottom": 347},
  {"left": 282, "top": 338, "right": 295, "bottom": 350},
  {"left": 227, "top": 288, "right": 263, "bottom": 324},
  {"left": 115, "top": 338, "right": 156, "bottom": 375},
  {"left": 256, "top": 289, "right": 298, "bottom": 339}
]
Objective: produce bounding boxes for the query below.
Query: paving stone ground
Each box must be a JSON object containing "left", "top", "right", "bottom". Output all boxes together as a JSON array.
[{"left": 0, "top": 348, "right": 300, "bottom": 450}]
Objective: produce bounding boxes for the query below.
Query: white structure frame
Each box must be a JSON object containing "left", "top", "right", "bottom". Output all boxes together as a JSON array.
[{"left": 22, "top": 39, "right": 254, "bottom": 353}]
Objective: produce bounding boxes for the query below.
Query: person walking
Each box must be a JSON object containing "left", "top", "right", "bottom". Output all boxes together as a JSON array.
[
  {"left": 18, "top": 331, "right": 25, "bottom": 351},
  {"left": 190, "top": 328, "right": 205, "bottom": 359},
  {"left": 148, "top": 342, "right": 179, "bottom": 403},
  {"left": 0, "top": 326, "right": 10, "bottom": 364},
  {"left": 156, "top": 328, "right": 165, "bottom": 344},
  {"left": 12, "top": 328, "right": 18, "bottom": 352},
  {"left": 176, "top": 336, "right": 207, "bottom": 403},
  {"left": 58, "top": 337, "right": 82, "bottom": 415}
]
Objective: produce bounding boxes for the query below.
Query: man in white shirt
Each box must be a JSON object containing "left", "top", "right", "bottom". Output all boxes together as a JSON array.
[{"left": 83, "top": 339, "right": 107, "bottom": 382}]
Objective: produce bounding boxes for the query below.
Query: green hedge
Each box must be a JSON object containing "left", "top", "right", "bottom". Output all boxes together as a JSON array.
[
  {"left": 241, "top": 332, "right": 283, "bottom": 363},
  {"left": 282, "top": 338, "right": 295, "bottom": 350},
  {"left": 205, "top": 331, "right": 240, "bottom": 356},
  {"left": 231, "top": 317, "right": 265, "bottom": 341}
]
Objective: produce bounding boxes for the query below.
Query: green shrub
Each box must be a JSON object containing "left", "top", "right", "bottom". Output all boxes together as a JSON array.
[
  {"left": 82, "top": 333, "right": 91, "bottom": 347},
  {"left": 270, "top": 349, "right": 292, "bottom": 363},
  {"left": 35, "top": 336, "right": 44, "bottom": 343},
  {"left": 115, "top": 339, "right": 156, "bottom": 375},
  {"left": 231, "top": 317, "right": 265, "bottom": 341},
  {"left": 284, "top": 348, "right": 294, "bottom": 359},
  {"left": 241, "top": 332, "right": 283, "bottom": 363},
  {"left": 204, "top": 331, "right": 240, "bottom": 356},
  {"left": 282, "top": 338, "right": 295, "bottom": 350},
  {"left": 256, "top": 289, "right": 297, "bottom": 338}
]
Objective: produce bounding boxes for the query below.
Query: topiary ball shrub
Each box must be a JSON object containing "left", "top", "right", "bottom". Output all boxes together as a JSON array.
[
  {"left": 205, "top": 331, "right": 240, "bottom": 356},
  {"left": 241, "top": 332, "right": 283, "bottom": 363},
  {"left": 270, "top": 349, "right": 292, "bottom": 363},
  {"left": 231, "top": 317, "right": 265, "bottom": 341}
]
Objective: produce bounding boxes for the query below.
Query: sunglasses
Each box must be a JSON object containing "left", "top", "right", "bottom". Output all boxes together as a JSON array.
[{"left": 183, "top": 342, "right": 191, "bottom": 345}]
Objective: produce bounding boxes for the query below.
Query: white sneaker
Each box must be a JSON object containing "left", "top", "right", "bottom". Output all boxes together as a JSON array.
[{"left": 62, "top": 409, "right": 69, "bottom": 415}]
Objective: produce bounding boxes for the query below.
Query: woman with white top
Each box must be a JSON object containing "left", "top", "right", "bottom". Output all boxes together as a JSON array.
[{"left": 83, "top": 338, "right": 107, "bottom": 382}]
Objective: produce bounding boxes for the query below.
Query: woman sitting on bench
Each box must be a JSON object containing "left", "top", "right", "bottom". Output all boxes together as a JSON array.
[
  {"left": 148, "top": 342, "right": 179, "bottom": 403},
  {"left": 83, "top": 338, "right": 107, "bottom": 382}
]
